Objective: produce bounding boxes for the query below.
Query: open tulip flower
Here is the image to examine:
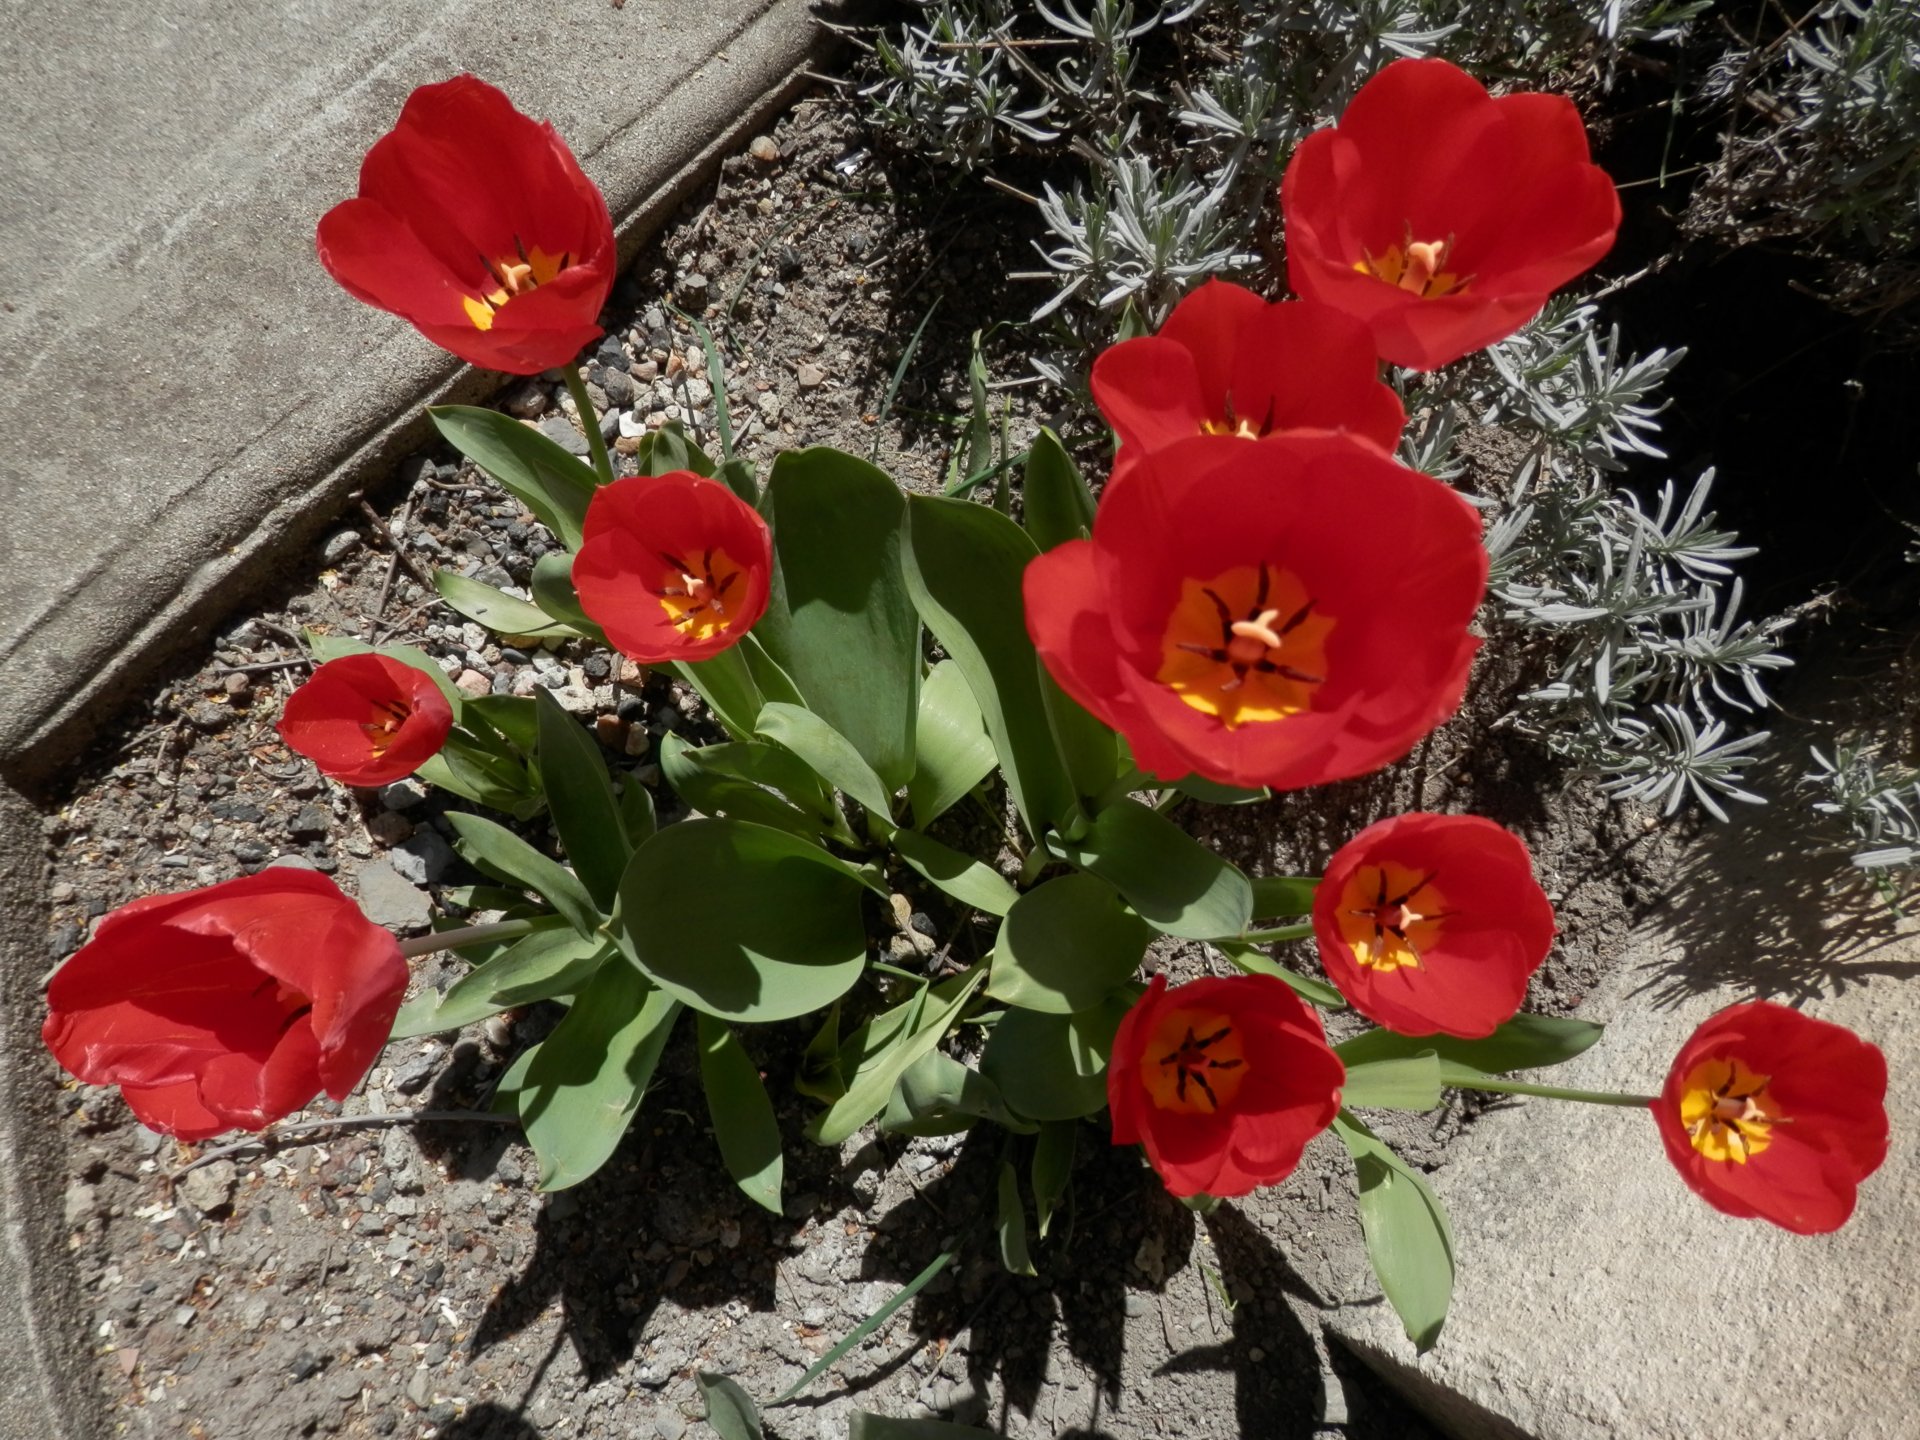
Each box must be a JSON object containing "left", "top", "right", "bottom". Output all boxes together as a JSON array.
[
  {"left": 1023, "top": 432, "right": 1486, "bottom": 791},
  {"left": 1109, "top": 973, "right": 1345, "bottom": 1198},
  {"left": 42, "top": 871, "right": 408, "bottom": 1141},
  {"left": 573, "top": 470, "right": 773, "bottom": 664},
  {"left": 1313, "top": 813, "right": 1556, "bottom": 1038},
  {"left": 1280, "top": 58, "right": 1620, "bottom": 371},
  {"left": 317, "top": 75, "right": 616, "bottom": 374},
  {"left": 277, "top": 652, "right": 454, "bottom": 787},
  {"left": 1090, "top": 281, "right": 1404, "bottom": 483},
  {"left": 1653, "top": 1001, "right": 1889, "bottom": 1235}
]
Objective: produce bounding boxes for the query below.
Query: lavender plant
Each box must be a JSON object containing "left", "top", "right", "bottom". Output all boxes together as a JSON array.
[{"left": 1805, "top": 743, "right": 1920, "bottom": 902}]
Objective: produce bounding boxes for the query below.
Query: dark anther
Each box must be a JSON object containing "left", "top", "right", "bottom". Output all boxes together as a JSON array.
[
  {"left": 1276, "top": 598, "right": 1317, "bottom": 636},
  {"left": 1256, "top": 396, "right": 1278, "bottom": 438},
  {"left": 1202, "top": 587, "right": 1235, "bottom": 638},
  {"left": 1189, "top": 1069, "right": 1219, "bottom": 1108},
  {"left": 1253, "top": 562, "right": 1270, "bottom": 610},
  {"left": 659, "top": 551, "right": 692, "bottom": 573},
  {"left": 1388, "top": 871, "right": 1438, "bottom": 907}
]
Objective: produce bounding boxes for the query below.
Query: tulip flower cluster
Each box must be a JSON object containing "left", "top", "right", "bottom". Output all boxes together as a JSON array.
[{"left": 40, "top": 61, "right": 1890, "bottom": 1386}]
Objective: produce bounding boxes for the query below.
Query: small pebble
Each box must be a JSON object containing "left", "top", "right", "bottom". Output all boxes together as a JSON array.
[
  {"left": 322, "top": 531, "right": 362, "bottom": 565},
  {"left": 796, "top": 362, "right": 826, "bottom": 390},
  {"left": 749, "top": 135, "right": 779, "bottom": 164}
]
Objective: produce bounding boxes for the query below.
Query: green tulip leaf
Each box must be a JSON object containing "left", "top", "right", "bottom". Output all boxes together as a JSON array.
[
  {"left": 989, "top": 873, "right": 1150, "bottom": 1014},
  {"left": 881, "top": 1050, "right": 1032, "bottom": 1137},
  {"left": 1020, "top": 427, "right": 1096, "bottom": 552},
  {"left": 528, "top": 552, "right": 608, "bottom": 641},
  {"left": 444, "top": 812, "right": 601, "bottom": 938},
  {"left": 657, "top": 733, "right": 832, "bottom": 841},
  {"left": 1334, "top": 1112, "right": 1455, "bottom": 1353},
  {"left": 535, "top": 688, "right": 632, "bottom": 911},
  {"left": 886, "top": 826, "right": 1019, "bottom": 917},
  {"left": 980, "top": 995, "right": 1130, "bottom": 1124},
  {"left": 614, "top": 819, "right": 872, "bottom": 1023},
  {"left": 390, "top": 922, "right": 605, "bottom": 1038},
  {"left": 1031, "top": 1120, "right": 1074, "bottom": 1239},
  {"left": 1334, "top": 1015, "right": 1607, "bottom": 1081},
  {"left": 808, "top": 964, "right": 987, "bottom": 1146},
  {"left": 1048, "top": 798, "right": 1253, "bottom": 941},
  {"left": 1214, "top": 941, "right": 1347, "bottom": 1009},
  {"left": 696, "top": 1372, "right": 764, "bottom": 1440},
  {"left": 697, "top": 1014, "right": 784, "bottom": 1215},
  {"left": 757, "top": 702, "right": 895, "bottom": 818},
  {"left": 434, "top": 569, "right": 577, "bottom": 642},
  {"left": 1339, "top": 1051, "right": 1444, "bottom": 1112},
  {"left": 997, "top": 1159, "right": 1037, "bottom": 1276},
  {"left": 756, "top": 448, "right": 921, "bottom": 790},
  {"left": 672, "top": 645, "right": 765, "bottom": 740},
  {"left": 906, "top": 658, "right": 999, "bottom": 829},
  {"left": 428, "top": 404, "right": 596, "bottom": 550}
]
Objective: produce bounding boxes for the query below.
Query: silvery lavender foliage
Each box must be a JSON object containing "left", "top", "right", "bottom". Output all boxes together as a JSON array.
[
  {"left": 1433, "top": 300, "right": 1794, "bottom": 818},
  {"left": 1804, "top": 744, "right": 1920, "bottom": 901}
]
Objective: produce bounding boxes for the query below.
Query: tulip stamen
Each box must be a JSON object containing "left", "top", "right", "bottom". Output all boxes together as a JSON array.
[
  {"left": 362, "top": 697, "right": 414, "bottom": 756},
  {"left": 653, "top": 546, "right": 748, "bottom": 641},
  {"left": 463, "top": 239, "right": 575, "bottom": 331},
  {"left": 1203, "top": 391, "right": 1280, "bottom": 441},
  {"left": 1355, "top": 225, "right": 1468, "bottom": 300},
  {"left": 1160, "top": 563, "right": 1334, "bottom": 728},
  {"left": 1338, "top": 865, "right": 1450, "bottom": 973},
  {"left": 1680, "top": 1056, "right": 1784, "bottom": 1164},
  {"left": 1155, "top": 1022, "right": 1246, "bottom": 1111}
]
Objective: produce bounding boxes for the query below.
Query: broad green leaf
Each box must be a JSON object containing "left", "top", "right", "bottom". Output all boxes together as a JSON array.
[
  {"left": 1215, "top": 941, "right": 1347, "bottom": 1009},
  {"left": 901, "top": 495, "right": 1076, "bottom": 837},
  {"left": 1020, "top": 428, "right": 1096, "bottom": 552},
  {"left": 673, "top": 645, "right": 764, "bottom": 739},
  {"left": 1334, "top": 1112, "right": 1455, "bottom": 1352},
  {"left": 980, "top": 995, "right": 1130, "bottom": 1123},
  {"left": 881, "top": 1050, "right": 1032, "bottom": 1136},
  {"left": 429, "top": 404, "right": 596, "bottom": 550},
  {"left": 757, "top": 702, "right": 895, "bottom": 818},
  {"left": 1049, "top": 799, "right": 1253, "bottom": 941},
  {"left": 697, "top": 1014, "right": 784, "bottom": 1214},
  {"left": 738, "top": 634, "right": 806, "bottom": 709},
  {"left": 637, "top": 418, "right": 715, "bottom": 478},
  {"left": 1116, "top": 296, "right": 1150, "bottom": 341},
  {"left": 1031, "top": 1120, "right": 1074, "bottom": 1239},
  {"left": 1039, "top": 665, "right": 1121, "bottom": 806},
  {"left": 772, "top": 1251, "right": 954, "bottom": 1403},
  {"left": 886, "top": 826, "right": 1018, "bottom": 917},
  {"left": 390, "top": 922, "right": 602, "bottom": 1038},
  {"left": 462, "top": 695, "right": 540, "bottom": 755},
  {"left": 415, "top": 744, "right": 543, "bottom": 820},
  {"left": 516, "top": 963, "right": 680, "bottom": 1190},
  {"left": 617, "top": 773, "right": 656, "bottom": 846},
  {"left": 304, "top": 631, "right": 463, "bottom": 710},
  {"left": 535, "top": 689, "right": 631, "bottom": 910},
  {"left": 615, "top": 819, "right": 871, "bottom": 1023},
  {"left": 715, "top": 455, "right": 759, "bottom": 506},
  {"left": 434, "top": 570, "right": 576, "bottom": 641},
  {"left": 794, "top": 1002, "right": 845, "bottom": 1103},
  {"left": 848, "top": 1415, "right": 998, "bottom": 1440},
  {"left": 756, "top": 449, "right": 921, "bottom": 790},
  {"left": 444, "top": 812, "right": 601, "bottom": 938},
  {"left": 907, "top": 659, "right": 997, "bottom": 828},
  {"left": 529, "top": 552, "right": 607, "bottom": 641},
  {"left": 696, "top": 1372, "right": 764, "bottom": 1440},
  {"left": 1339, "top": 1051, "right": 1444, "bottom": 1112},
  {"left": 997, "top": 1160, "right": 1036, "bottom": 1276},
  {"left": 658, "top": 733, "right": 832, "bottom": 840},
  {"left": 808, "top": 964, "right": 987, "bottom": 1145},
  {"left": 1171, "top": 775, "right": 1272, "bottom": 806},
  {"left": 989, "top": 873, "right": 1149, "bottom": 1014},
  {"left": 1334, "top": 1015, "right": 1607, "bottom": 1081},
  {"left": 1251, "top": 875, "right": 1319, "bottom": 920}
]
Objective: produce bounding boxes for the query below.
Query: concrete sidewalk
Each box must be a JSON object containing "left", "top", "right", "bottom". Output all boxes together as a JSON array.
[{"left": 0, "top": 4, "right": 839, "bottom": 1434}]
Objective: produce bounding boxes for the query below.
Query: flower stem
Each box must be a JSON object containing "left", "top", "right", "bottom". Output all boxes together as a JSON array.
[
  {"left": 563, "top": 362, "right": 616, "bottom": 488},
  {"left": 398, "top": 917, "right": 543, "bottom": 958},
  {"left": 1457, "top": 1076, "right": 1657, "bottom": 1108}
]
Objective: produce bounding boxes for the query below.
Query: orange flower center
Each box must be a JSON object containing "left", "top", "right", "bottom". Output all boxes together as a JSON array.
[
  {"left": 1156, "top": 562, "right": 1335, "bottom": 729},
  {"left": 1355, "top": 225, "right": 1467, "bottom": 299},
  {"left": 1335, "top": 863, "right": 1450, "bottom": 973},
  {"left": 655, "top": 546, "right": 746, "bottom": 642},
  {"left": 1197, "top": 392, "right": 1275, "bottom": 441},
  {"left": 361, "top": 697, "right": 414, "bottom": 757},
  {"left": 1141, "top": 1008, "right": 1248, "bottom": 1114},
  {"left": 1679, "top": 1056, "right": 1783, "bottom": 1164},
  {"left": 462, "top": 236, "right": 573, "bottom": 332}
]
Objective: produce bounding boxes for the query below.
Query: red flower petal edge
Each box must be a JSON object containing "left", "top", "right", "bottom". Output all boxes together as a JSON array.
[
  {"left": 572, "top": 470, "right": 774, "bottom": 664},
  {"left": 1652, "top": 1000, "right": 1889, "bottom": 1235},
  {"left": 317, "top": 75, "right": 616, "bottom": 375},
  {"left": 42, "top": 871, "right": 408, "bottom": 1141},
  {"left": 1108, "top": 973, "right": 1345, "bottom": 1198},
  {"left": 277, "top": 653, "right": 454, "bottom": 787},
  {"left": 1280, "top": 58, "right": 1620, "bottom": 370},
  {"left": 1313, "top": 813, "right": 1556, "bottom": 1039}
]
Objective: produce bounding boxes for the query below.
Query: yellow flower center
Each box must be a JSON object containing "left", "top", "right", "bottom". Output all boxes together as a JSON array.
[
  {"left": 1335, "top": 863, "right": 1450, "bottom": 973},
  {"left": 1354, "top": 225, "right": 1467, "bottom": 299},
  {"left": 462, "top": 237, "right": 573, "bottom": 331},
  {"left": 360, "top": 697, "right": 413, "bottom": 756},
  {"left": 1197, "top": 392, "right": 1272, "bottom": 441},
  {"left": 1679, "top": 1056, "right": 1782, "bottom": 1164},
  {"left": 655, "top": 546, "right": 747, "bottom": 642},
  {"left": 1141, "top": 1008, "right": 1248, "bottom": 1114},
  {"left": 1156, "top": 562, "right": 1335, "bottom": 729}
]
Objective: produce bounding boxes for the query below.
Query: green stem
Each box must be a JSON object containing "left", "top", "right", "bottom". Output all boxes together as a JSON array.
[
  {"left": 563, "top": 362, "right": 616, "bottom": 488},
  {"left": 398, "top": 917, "right": 542, "bottom": 958},
  {"left": 1458, "top": 1076, "right": 1657, "bottom": 1108}
]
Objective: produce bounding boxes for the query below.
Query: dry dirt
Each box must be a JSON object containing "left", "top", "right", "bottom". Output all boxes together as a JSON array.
[{"left": 41, "top": 91, "right": 1686, "bottom": 1440}]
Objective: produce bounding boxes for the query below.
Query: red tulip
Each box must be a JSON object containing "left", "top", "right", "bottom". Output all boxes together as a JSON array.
[
  {"left": 1280, "top": 58, "right": 1620, "bottom": 370},
  {"left": 1108, "top": 973, "right": 1345, "bottom": 1198},
  {"left": 572, "top": 470, "right": 773, "bottom": 664},
  {"left": 278, "top": 653, "right": 454, "bottom": 787},
  {"left": 1091, "top": 282, "right": 1404, "bottom": 486},
  {"left": 1313, "top": 813, "right": 1555, "bottom": 1038},
  {"left": 1653, "top": 1001, "right": 1888, "bottom": 1235},
  {"left": 317, "top": 75, "right": 616, "bottom": 374},
  {"left": 42, "top": 871, "right": 408, "bottom": 1141},
  {"left": 1023, "top": 432, "right": 1486, "bottom": 791}
]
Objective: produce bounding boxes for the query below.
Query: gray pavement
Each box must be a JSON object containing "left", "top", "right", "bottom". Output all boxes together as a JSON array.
[
  {"left": 1331, "top": 797, "right": 1920, "bottom": 1439},
  {"left": 0, "top": 3, "right": 838, "bottom": 1433}
]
